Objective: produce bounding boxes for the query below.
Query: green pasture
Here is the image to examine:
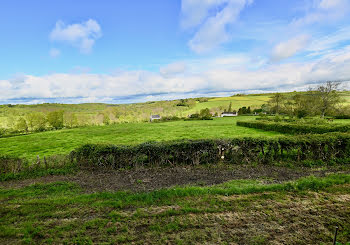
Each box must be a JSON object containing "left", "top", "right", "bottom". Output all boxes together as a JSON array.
[
  {"left": 188, "top": 94, "right": 271, "bottom": 114},
  {"left": 0, "top": 117, "right": 280, "bottom": 160}
]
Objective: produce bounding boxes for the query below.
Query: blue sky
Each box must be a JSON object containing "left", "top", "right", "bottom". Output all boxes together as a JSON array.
[{"left": 1, "top": 0, "right": 350, "bottom": 104}]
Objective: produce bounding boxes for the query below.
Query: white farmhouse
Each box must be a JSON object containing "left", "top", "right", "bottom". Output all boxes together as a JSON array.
[
  {"left": 150, "top": 115, "right": 161, "bottom": 121},
  {"left": 221, "top": 112, "right": 237, "bottom": 117}
]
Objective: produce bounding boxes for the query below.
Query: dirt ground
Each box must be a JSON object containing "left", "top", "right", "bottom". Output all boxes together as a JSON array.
[{"left": 1, "top": 164, "right": 348, "bottom": 193}]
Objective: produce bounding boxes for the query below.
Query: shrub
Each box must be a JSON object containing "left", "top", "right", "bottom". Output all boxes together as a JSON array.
[
  {"left": 15, "top": 117, "right": 28, "bottom": 133},
  {"left": 199, "top": 108, "right": 212, "bottom": 120},
  {"left": 47, "top": 110, "right": 64, "bottom": 129},
  {"left": 237, "top": 121, "right": 350, "bottom": 134}
]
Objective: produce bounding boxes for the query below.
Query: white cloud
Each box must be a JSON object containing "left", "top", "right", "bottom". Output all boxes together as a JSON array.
[
  {"left": 160, "top": 62, "right": 187, "bottom": 77},
  {"left": 306, "top": 26, "right": 350, "bottom": 54},
  {"left": 181, "top": 0, "right": 253, "bottom": 53},
  {"left": 271, "top": 35, "right": 310, "bottom": 61},
  {"left": 2, "top": 47, "right": 350, "bottom": 104},
  {"left": 50, "top": 19, "right": 102, "bottom": 54},
  {"left": 49, "top": 48, "right": 61, "bottom": 58},
  {"left": 291, "top": 0, "right": 349, "bottom": 27}
]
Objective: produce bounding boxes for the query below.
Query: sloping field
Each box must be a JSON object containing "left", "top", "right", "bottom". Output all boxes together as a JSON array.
[{"left": 188, "top": 94, "right": 271, "bottom": 114}]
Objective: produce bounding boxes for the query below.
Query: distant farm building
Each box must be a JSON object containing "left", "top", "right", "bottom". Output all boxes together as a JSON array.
[
  {"left": 150, "top": 115, "right": 161, "bottom": 121},
  {"left": 221, "top": 112, "right": 237, "bottom": 117}
]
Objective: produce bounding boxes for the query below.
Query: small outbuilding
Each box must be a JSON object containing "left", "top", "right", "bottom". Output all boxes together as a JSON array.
[
  {"left": 150, "top": 115, "right": 161, "bottom": 122},
  {"left": 221, "top": 112, "right": 237, "bottom": 117}
]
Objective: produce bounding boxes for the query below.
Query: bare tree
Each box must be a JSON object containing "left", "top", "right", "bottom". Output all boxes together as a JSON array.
[{"left": 314, "top": 81, "right": 342, "bottom": 118}]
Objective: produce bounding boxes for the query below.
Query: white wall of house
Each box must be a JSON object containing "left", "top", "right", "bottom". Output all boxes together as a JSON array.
[{"left": 221, "top": 113, "right": 237, "bottom": 117}]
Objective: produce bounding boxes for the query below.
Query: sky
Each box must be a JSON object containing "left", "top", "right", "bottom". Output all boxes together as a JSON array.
[{"left": 1, "top": 0, "right": 350, "bottom": 104}]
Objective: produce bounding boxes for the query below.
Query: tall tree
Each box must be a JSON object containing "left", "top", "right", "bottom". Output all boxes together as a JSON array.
[
  {"left": 314, "top": 81, "right": 342, "bottom": 118},
  {"left": 269, "top": 93, "right": 285, "bottom": 114},
  {"left": 227, "top": 102, "right": 232, "bottom": 112}
]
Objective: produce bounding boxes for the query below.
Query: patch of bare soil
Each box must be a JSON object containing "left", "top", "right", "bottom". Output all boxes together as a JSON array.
[{"left": 1, "top": 164, "right": 348, "bottom": 193}]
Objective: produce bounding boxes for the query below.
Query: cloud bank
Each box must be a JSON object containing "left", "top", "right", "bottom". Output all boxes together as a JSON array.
[{"left": 2, "top": 45, "right": 350, "bottom": 104}]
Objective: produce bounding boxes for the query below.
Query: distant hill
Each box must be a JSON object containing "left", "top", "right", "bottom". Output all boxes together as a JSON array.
[{"left": 1, "top": 91, "right": 350, "bottom": 127}]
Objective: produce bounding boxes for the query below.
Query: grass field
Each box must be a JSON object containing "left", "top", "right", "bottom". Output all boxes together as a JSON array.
[
  {"left": 188, "top": 94, "right": 272, "bottom": 114},
  {"left": 1, "top": 94, "right": 350, "bottom": 244},
  {"left": 1, "top": 174, "right": 349, "bottom": 244},
  {"left": 0, "top": 117, "right": 280, "bottom": 160}
]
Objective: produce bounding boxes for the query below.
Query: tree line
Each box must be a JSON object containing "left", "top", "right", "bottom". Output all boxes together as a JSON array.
[{"left": 266, "top": 81, "right": 345, "bottom": 118}]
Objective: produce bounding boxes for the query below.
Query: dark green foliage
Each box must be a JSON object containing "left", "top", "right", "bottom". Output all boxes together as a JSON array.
[
  {"left": 72, "top": 133, "right": 350, "bottom": 169},
  {"left": 253, "top": 108, "right": 263, "bottom": 114},
  {"left": 335, "top": 115, "right": 350, "bottom": 119},
  {"left": 199, "top": 108, "right": 212, "bottom": 120},
  {"left": 238, "top": 106, "right": 251, "bottom": 115},
  {"left": 237, "top": 121, "right": 350, "bottom": 134},
  {"left": 296, "top": 109, "right": 308, "bottom": 118}
]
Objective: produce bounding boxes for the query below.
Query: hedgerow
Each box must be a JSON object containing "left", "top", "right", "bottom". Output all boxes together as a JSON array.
[
  {"left": 236, "top": 121, "right": 350, "bottom": 134},
  {"left": 71, "top": 133, "right": 350, "bottom": 169}
]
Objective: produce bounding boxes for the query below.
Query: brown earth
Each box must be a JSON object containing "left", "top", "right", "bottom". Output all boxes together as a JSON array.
[{"left": 1, "top": 164, "right": 348, "bottom": 193}]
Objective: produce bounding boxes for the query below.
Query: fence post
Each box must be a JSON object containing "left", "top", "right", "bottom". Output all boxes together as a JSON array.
[{"left": 333, "top": 226, "right": 338, "bottom": 245}]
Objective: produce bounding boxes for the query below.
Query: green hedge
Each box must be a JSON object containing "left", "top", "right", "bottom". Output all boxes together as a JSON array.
[
  {"left": 236, "top": 121, "right": 350, "bottom": 134},
  {"left": 71, "top": 133, "right": 350, "bottom": 169}
]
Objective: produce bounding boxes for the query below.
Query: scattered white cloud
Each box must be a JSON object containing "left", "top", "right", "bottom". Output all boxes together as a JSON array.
[
  {"left": 50, "top": 19, "right": 102, "bottom": 54},
  {"left": 271, "top": 35, "right": 310, "bottom": 61},
  {"left": 49, "top": 48, "right": 61, "bottom": 58},
  {"left": 181, "top": 0, "right": 253, "bottom": 53},
  {"left": 306, "top": 26, "right": 350, "bottom": 55},
  {"left": 2, "top": 47, "right": 350, "bottom": 104}
]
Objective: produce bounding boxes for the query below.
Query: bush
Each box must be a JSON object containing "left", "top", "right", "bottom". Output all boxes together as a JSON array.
[
  {"left": 71, "top": 133, "right": 350, "bottom": 169},
  {"left": 237, "top": 121, "right": 350, "bottom": 134},
  {"left": 15, "top": 117, "right": 28, "bottom": 133},
  {"left": 47, "top": 111, "right": 64, "bottom": 129},
  {"left": 186, "top": 108, "right": 213, "bottom": 121},
  {"left": 159, "top": 116, "right": 182, "bottom": 122}
]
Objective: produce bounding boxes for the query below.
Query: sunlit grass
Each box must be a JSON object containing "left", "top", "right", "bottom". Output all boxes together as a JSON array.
[{"left": 0, "top": 117, "right": 280, "bottom": 160}]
